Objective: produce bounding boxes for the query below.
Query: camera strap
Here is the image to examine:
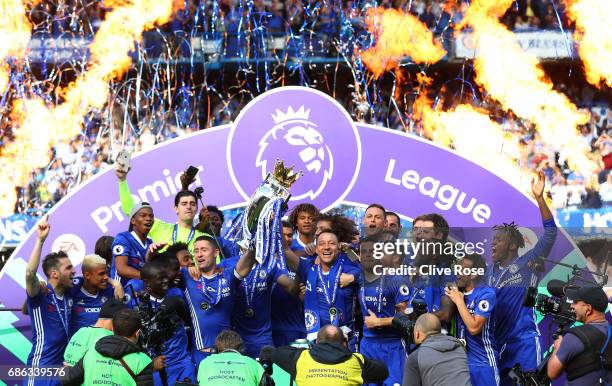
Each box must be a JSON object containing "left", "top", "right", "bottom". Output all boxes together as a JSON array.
[{"left": 119, "top": 358, "right": 138, "bottom": 381}]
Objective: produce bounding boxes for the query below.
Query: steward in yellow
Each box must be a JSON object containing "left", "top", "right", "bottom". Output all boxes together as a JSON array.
[{"left": 272, "top": 325, "right": 389, "bottom": 386}]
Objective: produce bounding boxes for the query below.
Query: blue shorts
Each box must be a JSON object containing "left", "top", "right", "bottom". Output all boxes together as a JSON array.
[
  {"left": 191, "top": 350, "right": 212, "bottom": 369},
  {"left": 272, "top": 330, "right": 306, "bottom": 347},
  {"left": 469, "top": 363, "right": 500, "bottom": 386},
  {"left": 242, "top": 333, "right": 274, "bottom": 359},
  {"left": 499, "top": 336, "right": 541, "bottom": 386},
  {"left": 153, "top": 357, "right": 197, "bottom": 386},
  {"left": 360, "top": 336, "right": 406, "bottom": 386}
]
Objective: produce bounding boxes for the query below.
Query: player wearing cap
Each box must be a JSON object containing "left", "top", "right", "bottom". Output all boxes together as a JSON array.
[
  {"left": 63, "top": 298, "right": 127, "bottom": 366},
  {"left": 110, "top": 202, "right": 155, "bottom": 286},
  {"left": 548, "top": 286, "right": 612, "bottom": 385}
]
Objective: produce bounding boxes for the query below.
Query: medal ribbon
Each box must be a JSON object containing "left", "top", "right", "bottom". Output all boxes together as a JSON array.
[
  {"left": 173, "top": 223, "right": 196, "bottom": 245},
  {"left": 244, "top": 264, "right": 261, "bottom": 312},
  {"left": 317, "top": 264, "right": 343, "bottom": 323},
  {"left": 199, "top": 274, "right": 223, "bottom": 307},
  {"left": 50, "top": 289, "right": 69, "bottom": 338}
]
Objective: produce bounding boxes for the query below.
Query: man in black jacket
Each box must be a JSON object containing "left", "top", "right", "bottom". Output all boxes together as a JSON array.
[
  {"left": 272, "top": 324, "right": 388, "bottom": 385},
  {"left": 61, "top": 309, "right": 164, "bottom": 386}
]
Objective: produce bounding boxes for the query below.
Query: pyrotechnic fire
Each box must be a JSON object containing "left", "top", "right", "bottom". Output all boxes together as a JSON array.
[
  {"left": 458, "top": 0, "right": 595, "bottom": 178},
  {"left": 360, "top": 7, "right": 447, "bottom": 78},
  {"left": 0, "top": 0, "right": 38, "bottom": 93},
  {"left": 413, "top": 94, "right": 531, "bottom": 192},
  {"left": 564, "top": 0, "right": 612, "bottom": 88},
  {"left": 0, "top": 0, "right": 182, "bottom": 216}
]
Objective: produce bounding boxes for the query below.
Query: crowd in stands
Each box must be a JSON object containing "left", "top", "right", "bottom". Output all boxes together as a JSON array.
[{"left": 6, "top": 0, "right": 609, "bottom": 217}]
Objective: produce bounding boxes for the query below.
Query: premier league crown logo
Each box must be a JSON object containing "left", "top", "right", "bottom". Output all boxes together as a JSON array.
[
  {"left": 228, "top": 87, "right": 361, "bottom": 211},
  {"left": 256, "top": 106, "right": 333, "bottom": 200}
]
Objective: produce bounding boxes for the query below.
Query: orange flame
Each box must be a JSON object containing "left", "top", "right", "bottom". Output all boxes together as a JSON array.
[
  {"left": 414, "top": 94, "right": 531, "bottom": 191},
  {"left": 458, "top": 0, "right": 595, "bottom": 179},
  {"left": 564, "top": 0, "right": 612, "bottom": 88},
  {"left": 0, "top": 0, "right": 183, "bottom": 216},
  {"left": 0, "top": 0, "right": 39, "bottom": 93},
  {"left": 360, "top": 7, "right": 447, "bottom": 78}
]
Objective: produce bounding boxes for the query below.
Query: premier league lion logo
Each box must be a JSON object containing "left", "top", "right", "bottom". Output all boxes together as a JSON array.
[{"left": 256, "top": 106, "right": 333, "bottom": 200}]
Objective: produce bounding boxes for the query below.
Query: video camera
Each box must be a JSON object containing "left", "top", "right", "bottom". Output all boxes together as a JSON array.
[
  {"left": 391, "top": 299, "right": 428, "bottom": 344},
  {"left": 135, "top": 292, "right": 187, "bottom": 352},
  {"left": 523, "top": 279, "right": 577, "bottom": 328}
]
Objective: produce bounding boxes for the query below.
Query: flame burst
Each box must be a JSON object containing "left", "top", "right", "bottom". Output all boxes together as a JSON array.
[
  {"left": 564, "top": 0, "right": 612, "bottom": 88},
  {"left": 414, "top": 94, "right": 530, "bottom": 191},
  {"left": 458, "top": 0, "right": 595, "bottom": 178},
  {"left": 0, "top": 0, "right": 182, "bottom": 216},
  {"left": 360, "top": 7, "right": 447, "bottom": 78},
  {"left": 0, "top": 0, "right": 40, "bottom": 93}
]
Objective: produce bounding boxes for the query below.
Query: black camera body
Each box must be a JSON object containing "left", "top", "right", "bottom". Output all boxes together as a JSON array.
[
  {"left": 392, "top": 299, "right": 428, "bottom": 344},
  {"left": 523, "top": 280, "right": 576, "bottom": 327},
  {"left": 136, "top": 292, "right": 185, "bottom": 353}
]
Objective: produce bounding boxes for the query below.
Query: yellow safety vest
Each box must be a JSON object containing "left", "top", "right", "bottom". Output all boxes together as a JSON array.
[{"left": 294, "top": 350, "right": 364, "bottom": 386}]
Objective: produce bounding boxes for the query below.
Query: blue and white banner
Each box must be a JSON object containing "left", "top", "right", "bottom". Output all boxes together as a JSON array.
[
  {"left": 556, "top": 207, "right": 612, "bottom": 238},
  {"left": 0, "top": 214, "right": 39, "bottom": 247}
]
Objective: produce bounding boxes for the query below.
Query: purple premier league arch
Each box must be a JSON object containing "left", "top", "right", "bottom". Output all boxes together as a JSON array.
[{"left": 0, "top": 86, "right": 578, "bottom": 370}]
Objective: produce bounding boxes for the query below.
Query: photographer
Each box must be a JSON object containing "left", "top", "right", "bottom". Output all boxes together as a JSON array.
[
  {"left": 403, "top": 313, "right": 471, "bottom": 386},
  {"left": 197, "top": 330, "right": 266, "bottom": 386},
  {"left": 62, "top": 308, "right": 163, "bottom": 386},
  {"left": 547, "top": 286, "right": 612, "bottom": 384},
  {"left": 272, "top": 324, "right": 389, "bottom": 385}
]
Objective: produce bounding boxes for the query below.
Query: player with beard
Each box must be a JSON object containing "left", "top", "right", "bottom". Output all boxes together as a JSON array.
[
  {"left": 24, "top": 216, "right": 76, "bottom": 386},
  {"left": 271, "top": 221, "right": 308, "bottom": 347},
  {"left": 385, "top": 211, "right": 402, "bottom": 237},
  {"left": 446, "top": 254, "right": 499, "bottom": 386},
  {"left": 68, "top": 254, "right": 124, "bottom": 336},
  {"left": 293, "top": 231, "right": 361, "bottom": 349},
  {"left": 288, "top": 203, "right": 320, "bottom": 254},
  {"left": 359, "top": 234, "right": 411, "bottom": 386},
  {"left": 132, "top": 260, "right": 195, "bottom": 386},
  {"left": 486, "top": 171, "right": 557, "bottom": 386},
  {"left": 182, "top": 236, "right": 257, "bottom": 367},
  {"left": 364, "top": 204, "right": 386, "bottom": 237},
  {"left": 409, "top": 213, "right": 456, "bottom": 323},
  {"left": 111, "top": 202, "right": 156, "bottom": 286},
  {"left": 116, "top": 168, "right": 211, "bottom": 253}
]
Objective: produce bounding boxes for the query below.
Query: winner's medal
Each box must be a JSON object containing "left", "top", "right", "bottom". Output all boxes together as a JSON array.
[
  {"left": 200, "top": 302, "right": 210, "bottom": 311},
  {"left": 199, "top": 274, "right": 222, "bottom": 312},
  {"left": 245, "top": 308, "right": 255, "bottom": 318},
  {"left": 329, "top": 307, "right": 338, "bottom": 319}
]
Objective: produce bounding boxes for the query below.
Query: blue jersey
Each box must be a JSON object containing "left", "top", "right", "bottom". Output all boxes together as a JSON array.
[
  {"left": 217, "top": 237, "right": 241, "bottom": 259},
  {"left": 136, "top": 288, "right": 191, "bottom": 366},
  {"left": 298, "top": 255, "right": 361, "bottom": 337},
  {"left": 359, "top": 275, "right": 411, "bottom": 339},
  {"left": 486, "top": 219, "right": 557, "bottom": 346},
  {"left": 457, "top": 287, "right": 499, "bottom": 368},
  {"left": 219, "top": 258, "right": 288, "bottom": 339},
  {"left": 67, "top": 277, "right": 114, "bottom": 336},
  {"left": 111, "top": 231, "right": 153, "bottom": 286},
  {"left": 410, "top": 264, "right": 455, "bottom": 313},
  {"left": 26, "top": 285, "right": 73, "bottom": 367},
  {"left": 271, "top": 268, "right": 306, "bottom": 334},
  {"left": 182, "top": 267, "right": 241, "bottom": 350},
  {"left": 290, "top": 236, "right": 307, "bottom": 252}
]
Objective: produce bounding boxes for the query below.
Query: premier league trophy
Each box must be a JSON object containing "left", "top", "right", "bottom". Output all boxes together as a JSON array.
[{"left": 225, "top": 159, "right": 302, "bottom": 270}]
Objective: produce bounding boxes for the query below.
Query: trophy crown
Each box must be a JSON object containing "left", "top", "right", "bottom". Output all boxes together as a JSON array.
[{"left": 272, "top": 159, "right": 303, "bottom": 188}]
